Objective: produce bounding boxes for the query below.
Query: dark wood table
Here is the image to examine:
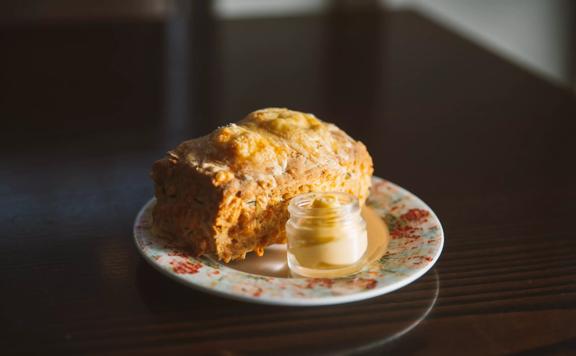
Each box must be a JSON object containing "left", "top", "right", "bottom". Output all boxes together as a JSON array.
[{"left": 2, "top": 7, "right": 576, "bottom": 355}]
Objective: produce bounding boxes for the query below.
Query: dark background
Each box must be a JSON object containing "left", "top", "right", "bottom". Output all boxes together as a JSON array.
[{"left": 2, "top": 1, "right": 576, "bottom": 354}]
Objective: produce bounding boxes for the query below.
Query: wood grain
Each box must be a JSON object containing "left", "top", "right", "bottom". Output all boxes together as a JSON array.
[{"left": 1, "top": 7, "right": 575, "bottom": 355}]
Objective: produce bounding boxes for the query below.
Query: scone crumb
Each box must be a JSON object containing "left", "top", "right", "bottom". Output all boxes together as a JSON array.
[{"left": 214, "top": 171, "right": 234, "bottom": 185}]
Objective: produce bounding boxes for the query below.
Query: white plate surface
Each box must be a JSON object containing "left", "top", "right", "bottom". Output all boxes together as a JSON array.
[{"left": 134, "top": 177, "right": 444, "bottom": 306}]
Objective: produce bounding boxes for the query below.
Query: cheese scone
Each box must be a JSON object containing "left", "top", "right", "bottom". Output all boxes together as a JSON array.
[{"left": 151, "top": 108, "right": 373, "bottom": 262}]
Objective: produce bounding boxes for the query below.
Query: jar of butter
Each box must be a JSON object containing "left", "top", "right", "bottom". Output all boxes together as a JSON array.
[{"left": 286, "top": 192, "right": 368, "bottom": 278}]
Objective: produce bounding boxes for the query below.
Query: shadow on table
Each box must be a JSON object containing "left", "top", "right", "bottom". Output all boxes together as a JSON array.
[{"left": 136, "top": 259, "right": 440, "bottom": 355}]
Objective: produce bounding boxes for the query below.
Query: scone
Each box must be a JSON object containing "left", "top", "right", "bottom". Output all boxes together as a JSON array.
[{"left": 151, "top": 108, "right": 373, "bottom": 262}]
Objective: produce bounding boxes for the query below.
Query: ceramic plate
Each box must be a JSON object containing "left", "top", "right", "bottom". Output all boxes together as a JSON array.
[{"left": 134, "top": 177, "right": 444, "bottom": 306}]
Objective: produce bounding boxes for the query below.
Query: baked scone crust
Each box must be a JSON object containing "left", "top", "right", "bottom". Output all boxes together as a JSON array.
[{"left": 151, "top": 108, "right": 373, "bottom": 262}]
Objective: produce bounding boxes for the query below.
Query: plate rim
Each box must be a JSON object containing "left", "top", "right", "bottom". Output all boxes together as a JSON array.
[{"left": 134, "top": 177, "right": 444, "bottom": 306}]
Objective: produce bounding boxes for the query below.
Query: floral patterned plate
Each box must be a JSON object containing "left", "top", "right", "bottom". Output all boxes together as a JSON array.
[{"left": 134, "top": 177, "right": 444, "bottom": 306}]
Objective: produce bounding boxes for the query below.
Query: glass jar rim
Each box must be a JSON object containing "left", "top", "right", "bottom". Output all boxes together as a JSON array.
[{"left": 288, "top": 192, "right": 359, "bottom": 218}]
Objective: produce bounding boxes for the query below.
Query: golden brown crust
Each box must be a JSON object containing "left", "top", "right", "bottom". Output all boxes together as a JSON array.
[{"left": 150, "top": 108, "right": 373, "bottom": 262}]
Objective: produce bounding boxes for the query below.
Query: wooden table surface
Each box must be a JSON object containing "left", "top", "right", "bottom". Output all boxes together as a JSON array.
[{"left": 2, "top": 8, "right": 576, "bottom": 355}]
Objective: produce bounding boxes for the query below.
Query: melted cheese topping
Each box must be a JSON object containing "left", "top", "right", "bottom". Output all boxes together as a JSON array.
[
  {"left": 248, "top": 108, "right": 323, "bottom": 136},
  {"left": 202, "top": 108, "right": 343, "bottom": 183},
  {"left": 211, "top": 124, "right": 273, "bottom": 159},
  {"left": 172, "top": 108, "right": 367, "bottom": 202}
]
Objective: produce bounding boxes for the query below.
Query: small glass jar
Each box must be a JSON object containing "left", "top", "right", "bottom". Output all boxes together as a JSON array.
[{"left": 286, "top": 192, "right": 368, "bottom": 278}]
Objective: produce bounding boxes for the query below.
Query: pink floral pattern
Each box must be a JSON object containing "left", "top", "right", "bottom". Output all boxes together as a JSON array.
[{"left": 134, "top": 177, "right": 444, "bottom": 306}]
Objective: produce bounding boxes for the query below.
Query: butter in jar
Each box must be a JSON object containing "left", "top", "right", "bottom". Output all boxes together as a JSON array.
[{"left": 286, "top": 192, "right": 368, "bottom": 278}]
